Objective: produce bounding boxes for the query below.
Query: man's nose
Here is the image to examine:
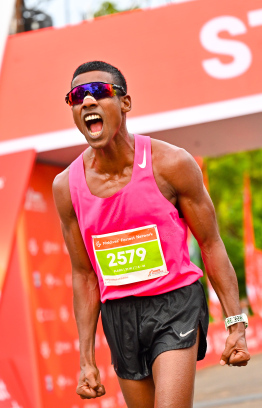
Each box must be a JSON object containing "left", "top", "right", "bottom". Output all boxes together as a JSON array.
[{"left": 82, "top": 92, "right": 98, "bottom": 108}]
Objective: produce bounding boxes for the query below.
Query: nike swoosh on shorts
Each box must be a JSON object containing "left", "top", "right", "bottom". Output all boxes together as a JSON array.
[
  {"left": 138, "top": 145, "right": 146, "bottom": 168},
  {"left": 179, "top": 328, "right": 195, "bottom": 337}
]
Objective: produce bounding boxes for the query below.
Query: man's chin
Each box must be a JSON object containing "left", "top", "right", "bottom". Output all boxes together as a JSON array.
[
  {"left": 83, "top": 128, "right": 119, "bottom": 149},
  {"left": 85, "top": 135, "right": 109, "bottom": 150}
]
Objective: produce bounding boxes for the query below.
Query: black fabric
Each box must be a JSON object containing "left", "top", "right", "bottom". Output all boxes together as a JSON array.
[{"left": 101, "top": 280, "right": 209, "bottom": 380}]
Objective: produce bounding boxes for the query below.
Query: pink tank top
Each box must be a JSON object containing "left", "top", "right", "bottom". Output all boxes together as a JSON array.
[{"left": 69, "top": 134, "right": 203, "bottom": 303}]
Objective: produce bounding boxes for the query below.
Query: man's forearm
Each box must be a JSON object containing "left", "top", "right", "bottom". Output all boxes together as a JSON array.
[
  {"left": 73, "top": 269, "right": 101, "bottom": 368},
  {"left": 200, "top": 238, "right": 243, "bottom": 320}
]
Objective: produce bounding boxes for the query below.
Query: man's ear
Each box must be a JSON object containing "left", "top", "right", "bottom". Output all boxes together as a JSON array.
[{"left": 121, "top": 94, "right": 131, "bottom": 113}]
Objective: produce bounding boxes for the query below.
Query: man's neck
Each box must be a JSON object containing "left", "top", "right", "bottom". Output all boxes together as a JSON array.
[{"left": 86, "top": 131, "right": 135, "bottom": 176}]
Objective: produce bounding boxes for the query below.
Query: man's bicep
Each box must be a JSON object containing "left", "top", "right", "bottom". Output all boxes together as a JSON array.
[
  {"left": 61, "top": 217, "right": 94, "bottom": 274},
  {"left": 177, "top": 171, "right": 220, "bottom": 248}
]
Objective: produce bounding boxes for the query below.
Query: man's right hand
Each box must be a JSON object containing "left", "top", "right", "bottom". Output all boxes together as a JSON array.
[{"left": 76, "top": 366, "right": 106, "bottom": 399}]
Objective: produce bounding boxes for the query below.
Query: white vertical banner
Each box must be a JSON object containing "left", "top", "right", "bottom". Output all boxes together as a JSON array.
[{"left": 0, "top": 0, "right": 16, "bottom": 74}]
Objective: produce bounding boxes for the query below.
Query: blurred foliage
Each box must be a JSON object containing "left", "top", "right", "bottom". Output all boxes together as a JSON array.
[
  {"left": 205, "top": 149, "right": 262, "bottom": 298},
  {"left": 94, "top": 2, "right": 121, "bottom": 17},
  {"left": 94, "top": 1, "right": 138, "bottom": 18}
]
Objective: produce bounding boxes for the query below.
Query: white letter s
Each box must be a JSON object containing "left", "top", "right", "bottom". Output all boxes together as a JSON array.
[{"left": 200, "top": 16, "right": 252, "bottom": 79}]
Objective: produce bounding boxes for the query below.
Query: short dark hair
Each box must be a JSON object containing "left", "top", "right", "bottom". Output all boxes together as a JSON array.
[{"left": 72, "top": 61, "right": 127, "bottom": 93}]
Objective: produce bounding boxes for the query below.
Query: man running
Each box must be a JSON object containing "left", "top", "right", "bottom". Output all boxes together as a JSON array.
[{"left": 53, "top": 61, "right": 250, "bottom": 408}]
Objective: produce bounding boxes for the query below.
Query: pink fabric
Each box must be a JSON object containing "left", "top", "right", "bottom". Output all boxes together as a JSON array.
[{"left": 69, "top": 134, "right": 203, "bottom": 303}]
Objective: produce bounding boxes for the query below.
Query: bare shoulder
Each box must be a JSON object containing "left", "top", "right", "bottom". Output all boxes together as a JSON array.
[
  {"left": 150, "top": 138, "right": 203, "bottom": 195},
  {"left": 151, "top": 137, "right": 198, "bottom": 169},
  {"left": 52, "top": 167, "right": 74, "bottom": 221},
  {"left": 52, "top": 167, "right": 70, "bottom": 199}
]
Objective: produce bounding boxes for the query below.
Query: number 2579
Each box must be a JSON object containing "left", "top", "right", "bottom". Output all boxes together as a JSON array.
[{"left": 107, "top": 248, "right": 146, "bottom": 267}]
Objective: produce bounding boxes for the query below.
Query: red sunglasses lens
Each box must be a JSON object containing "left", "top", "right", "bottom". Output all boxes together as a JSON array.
[{"left": 66, "top": 83, "right": 115, "bottom": 106}]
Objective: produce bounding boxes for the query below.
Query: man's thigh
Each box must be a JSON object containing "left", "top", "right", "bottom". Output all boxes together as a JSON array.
[
  {"left": 117, "top": 375, "right": 155, "bottom": 408},
  {"left": 152, "top": 328, "right": 200, "bottom": 408},
  {"left": 117, "top": 329, "right": 200, "bottom": 408}
]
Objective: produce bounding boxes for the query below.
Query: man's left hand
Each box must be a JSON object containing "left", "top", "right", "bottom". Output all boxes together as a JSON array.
[{"left": 220, "top": 329, "right": 250, "bottom": 367}]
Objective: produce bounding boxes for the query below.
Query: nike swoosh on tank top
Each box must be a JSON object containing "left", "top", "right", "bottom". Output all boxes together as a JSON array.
[{"left": 69, "top": 134, "right": 203, "bottom": 303}]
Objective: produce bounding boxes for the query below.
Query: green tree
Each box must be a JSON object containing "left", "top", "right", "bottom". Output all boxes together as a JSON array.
[
  {"left": 94, "top": 1, "right": 139, "bottom": 18},
  {"left": 205, "top": 149, "right": 262, "bottom": 299},
  {"left": 94, "top": 2, "right": 121, "bottom": 17}
]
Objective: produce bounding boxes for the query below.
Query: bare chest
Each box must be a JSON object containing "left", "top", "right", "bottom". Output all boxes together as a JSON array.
[{"left": 85, "top": 164, "right": 177, "bottom": 206}]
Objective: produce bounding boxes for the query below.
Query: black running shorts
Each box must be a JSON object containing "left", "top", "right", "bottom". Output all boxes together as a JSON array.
[{"left": 101, "top": 280, "right": 209, "bottom": 380}]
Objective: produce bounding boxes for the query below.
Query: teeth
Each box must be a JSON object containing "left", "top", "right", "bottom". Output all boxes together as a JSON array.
[
  {"left": 89, "top": 131, "right": 101, "bottom": 136},
  {"left": 85, "top": 114, "right": 101, "bottom": 122}
]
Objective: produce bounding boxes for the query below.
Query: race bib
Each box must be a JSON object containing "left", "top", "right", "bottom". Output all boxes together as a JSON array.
[{"left": 92, "top": 225, "right": 168, "bottom": 286}]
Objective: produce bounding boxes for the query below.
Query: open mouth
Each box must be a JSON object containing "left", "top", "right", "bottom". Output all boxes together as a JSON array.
[{"left": 84, "top": 114, "right": 103, "bottom": 137}]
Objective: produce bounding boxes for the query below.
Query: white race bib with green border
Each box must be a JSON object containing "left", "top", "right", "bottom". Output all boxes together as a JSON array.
[{"left": 92, "top": 225, "right": 168, "bottom": 286}]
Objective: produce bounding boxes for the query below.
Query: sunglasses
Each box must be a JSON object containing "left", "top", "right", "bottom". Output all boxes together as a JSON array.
[{"left": 65, "top": 81, "right": 126, "bottom": 106}]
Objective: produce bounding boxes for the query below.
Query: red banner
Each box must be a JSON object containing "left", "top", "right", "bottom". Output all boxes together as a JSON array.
[
  {"left": 1, "top": 0, "right": 262, "bottom": 145},
  {"left": 0, "top": 150, "right": 35, "bottom": 295},
  {"left": 20, "top": 163, "right": 125, "bottom": 408},
  {"left": 243, "top": 174, "right": 262, "bottom": 316}
]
